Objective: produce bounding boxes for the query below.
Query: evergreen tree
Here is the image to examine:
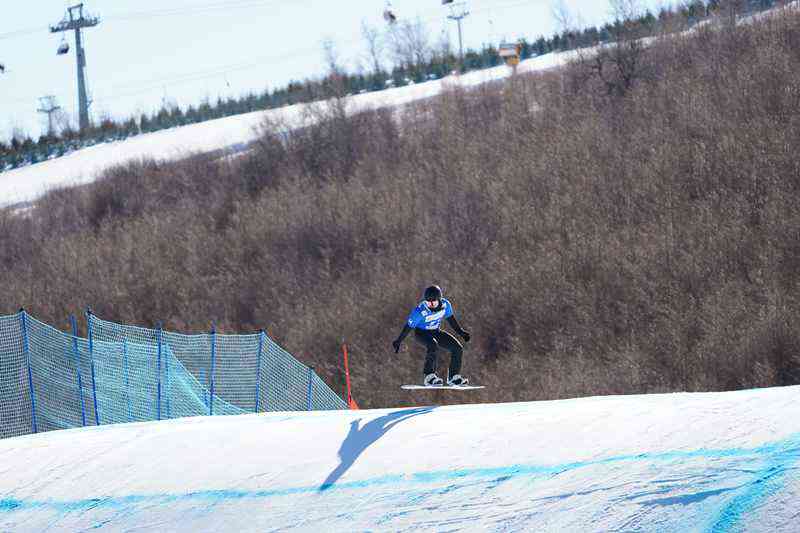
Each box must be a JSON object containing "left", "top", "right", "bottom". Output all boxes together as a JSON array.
[
  {"left": 169, "top": 106, "right": 185, "bottom": 126},
  {"left": 124, "top": 117, "right": 138, "bottom": 137},
  {"left": 140, "top": 113, "right": 151, "bottom": 133}
]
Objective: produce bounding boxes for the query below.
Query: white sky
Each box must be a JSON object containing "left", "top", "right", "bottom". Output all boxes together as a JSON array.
[{"left": 0, "top": 0, "right": 675, "bottom": 141}]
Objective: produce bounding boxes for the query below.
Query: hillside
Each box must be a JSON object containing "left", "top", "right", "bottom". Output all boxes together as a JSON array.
[
  {"left": 0, "top": 50, "right": 570, "bottom": 210},
  {"left": 2, "top": 7, "right": 800, "bottom": 410},
  {"left": 1, "top": 385, "right": 799, "bottom": 531}
]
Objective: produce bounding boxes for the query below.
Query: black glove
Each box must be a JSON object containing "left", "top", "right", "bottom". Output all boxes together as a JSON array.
[
  {"left": 459, "top": 330, "right": 471, "bottom": 343},
  {"left": 392, "top": 339, "right": 402, "bottom": 353}
]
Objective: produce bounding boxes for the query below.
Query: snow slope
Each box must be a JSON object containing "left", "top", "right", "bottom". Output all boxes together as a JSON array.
[
  {"left": 1, "top": 385, "right": 799, "bottom": 532},
  {"left": 3, "top": 2, "right": 800, "bottom": 210},
  {"left": 0, "top": 50, "right": 571, "bottom": 210}
]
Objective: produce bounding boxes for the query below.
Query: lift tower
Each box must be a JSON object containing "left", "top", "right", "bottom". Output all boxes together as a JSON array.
[
  {"left": 50, "top": 4, "right": 100, "bottom": 131},
  {"left": 37, "top": 96, "right": 62, "bottom": 137},
  {"left": 444, "top": 1, "right": 470, "bottom": 74}
]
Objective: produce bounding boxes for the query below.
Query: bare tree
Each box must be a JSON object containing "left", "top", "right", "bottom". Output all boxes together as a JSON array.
[
  {"left": 552, "top": 0, "right": 582, "bottom": 50},
  {"left": 386, "top": 17, "right": 432, "bottom": 77},
  {"left": 9, "top": 125, "right": 26, "bottom": 146},
  {"left": 361, "top": 21, "right": 385, "bottom": 76},
  {"left": 321, "top": 36, "right": 347, "bottom": 98},
  {"left": 433, "top": 27, "right": 453, "bottom": 71},
  {"left": 717, "top": 0, "right": 745, "bottom": 26},
  {"left": 591, "top": 39, "right": 648, "bottom": 97},
  {"left": 53, "top": 108, "right": 76, "bottom": 137},
  {"left": 321, "top": 36, "right": 343, "bottom": 77},
  {"left": 571, "top": 0, "right": 651, "bottom": 97},
  {"left": 609, "top": 0, "right": 644, "bottom": 22},
  {"left": 552, "top": 0, "right": 576, "bottom": 33},
  {"left": 552, "top": 0, "right": 590, "bottom": 51}
]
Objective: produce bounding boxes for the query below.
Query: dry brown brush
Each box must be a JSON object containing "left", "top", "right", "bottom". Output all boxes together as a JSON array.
[{"left": 3, "top": 10, "right": 800, "bottom": 408}]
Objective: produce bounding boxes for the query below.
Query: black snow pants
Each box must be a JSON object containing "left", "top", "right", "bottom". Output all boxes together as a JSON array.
[{"left": 412, "top": 329, "right": 463, "bottom": 379}]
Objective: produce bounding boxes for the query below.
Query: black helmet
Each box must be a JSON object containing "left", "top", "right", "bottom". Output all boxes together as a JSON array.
[{"left": 423, "top": 285, "right": 443, "bottom": 302}]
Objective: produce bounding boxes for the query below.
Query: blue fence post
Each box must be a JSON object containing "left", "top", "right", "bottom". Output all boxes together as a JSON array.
[
  {"left": 69, "top": 315, "right": 87, "bottom": 427},
  {"left": 254, "top": 330, "right": 264, "bottom": 413},
  {"left": 200, "top": 368, "right": 207, "bottom": 407},
  {"left": 86, "top": 309, "right": 100, "bottom": 426},
  {"left": 156, "top": 321, "right": 162, "bottom": 421},
  {"left": 123, "top": 338, "right": 132, "bottom": 421},
  {"left": 164, "top": 343, "right": 171, "bottom": 419},
  {"left": 209, "top": 322, "right": 216, "bottom": 416},
  {"left": 306, "top": 366, "right": 315, "bottom": 412},
  {"left": 19, "top": 309, "right": 37, "bottom": 434}
]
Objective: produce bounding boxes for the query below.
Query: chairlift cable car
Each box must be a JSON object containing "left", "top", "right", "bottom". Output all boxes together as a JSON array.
[
  {"left": 383, "top": 1, "right": 397, "bottom": 25},
  {"left": 57, "top": 33, "right": 70, "bottom": 55}
]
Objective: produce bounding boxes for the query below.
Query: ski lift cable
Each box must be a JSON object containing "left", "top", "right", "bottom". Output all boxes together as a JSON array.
[
  {"left": 441, "top": 0, "right": 549, "bottom": 20},
  {"left": 1, "top": 33, "right": 352, "bottom": 106},
  {"left": 0, "top": 0, "right": 537, "bottom": 41},
  {"left": 0, "top": 0, "right": 310, "bottom": 41},
  {"left": 90, "top": 1, "right": 540, "bottom": 101},
  {"left": 97, "top": 43, "right": 333, "bottom": 95},
  {"left": 104, "top": 0, "right": 314, "bottom": 22},
  {"left": 379, "top": 0, "right": 547, "bottom": 29},
  {"left": 0, "top": 0, "right": 545, "bottom": 113},
  {"left": 2, "top": 0, "right": 545, "bottom": 107},
  {"left": 90, "top": 39, "right": 356, "bottom": 104},
  {"left": 0, "top": 0, "right": 536, "bottom": 43},
  {"left": 0, "top": 26, "right": 49, "bottom": 41}
]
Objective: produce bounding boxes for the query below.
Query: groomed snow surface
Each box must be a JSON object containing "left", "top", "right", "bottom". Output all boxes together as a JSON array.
[{"left": 1, "top": 386, "right": 799, "bottom": 532}]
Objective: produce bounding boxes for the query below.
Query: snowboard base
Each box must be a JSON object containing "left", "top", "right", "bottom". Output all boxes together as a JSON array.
[{"left": 401, "top": 384, "right": 485, "bottom": 390}]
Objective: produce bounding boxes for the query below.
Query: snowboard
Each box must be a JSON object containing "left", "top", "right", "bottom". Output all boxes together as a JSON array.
[{"left": 401, "top": 384, "right": 485, "bottom": 390}]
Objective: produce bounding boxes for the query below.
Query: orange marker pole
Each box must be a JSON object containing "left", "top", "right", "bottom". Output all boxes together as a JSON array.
[{"left": 342, "top": 344, "right": 359, "bottom": 410}]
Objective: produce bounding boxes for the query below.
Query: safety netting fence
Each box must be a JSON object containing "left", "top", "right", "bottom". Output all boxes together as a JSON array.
[{"left": 0, "top": 310, "right": 347, "bottom": 440}]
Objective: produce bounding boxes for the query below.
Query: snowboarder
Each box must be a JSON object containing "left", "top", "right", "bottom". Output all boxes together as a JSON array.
[{"left": 392, "top": 285, "right": 471, "bottom": 386}]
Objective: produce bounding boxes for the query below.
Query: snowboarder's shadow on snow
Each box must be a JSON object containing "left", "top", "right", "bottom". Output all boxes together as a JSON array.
[{"left": 318, "top": 407, "right": 434, "bottom": 492}]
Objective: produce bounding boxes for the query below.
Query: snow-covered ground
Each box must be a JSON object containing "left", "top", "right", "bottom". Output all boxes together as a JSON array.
[
  {"left": 1, "top": 386, "right": 799, "bottom": 531},
  {"left": 0, "top": 50, "right": 572, "bottom": 210}
]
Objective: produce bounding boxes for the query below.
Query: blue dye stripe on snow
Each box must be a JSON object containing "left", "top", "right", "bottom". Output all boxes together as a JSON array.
[
  {"left": 2, "top": 433, "right": 798, "bottom": 530},
  {"left": 708, "top": 436, "right": 800, "bottom": 533}
]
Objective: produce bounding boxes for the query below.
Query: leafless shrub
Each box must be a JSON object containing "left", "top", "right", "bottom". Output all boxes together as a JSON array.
[{"left": 4, "top": 10, "right": 800, "bottom": 407}]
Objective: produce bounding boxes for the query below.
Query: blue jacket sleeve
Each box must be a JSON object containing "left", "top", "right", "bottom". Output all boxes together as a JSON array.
[
  {"left": 444, "top": 300, "right": 453, "bottom": 319},
  {"left": 406, "top": 308, "right": 420, "bottom": 328}
]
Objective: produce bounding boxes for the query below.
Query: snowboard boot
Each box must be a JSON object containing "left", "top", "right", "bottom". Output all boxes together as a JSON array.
[
  {"left": 424, "top": 373, "right": 444, "bottom": 386},
  {"left": 447, "top": 374, "right": 469, "bottom": 386}
]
